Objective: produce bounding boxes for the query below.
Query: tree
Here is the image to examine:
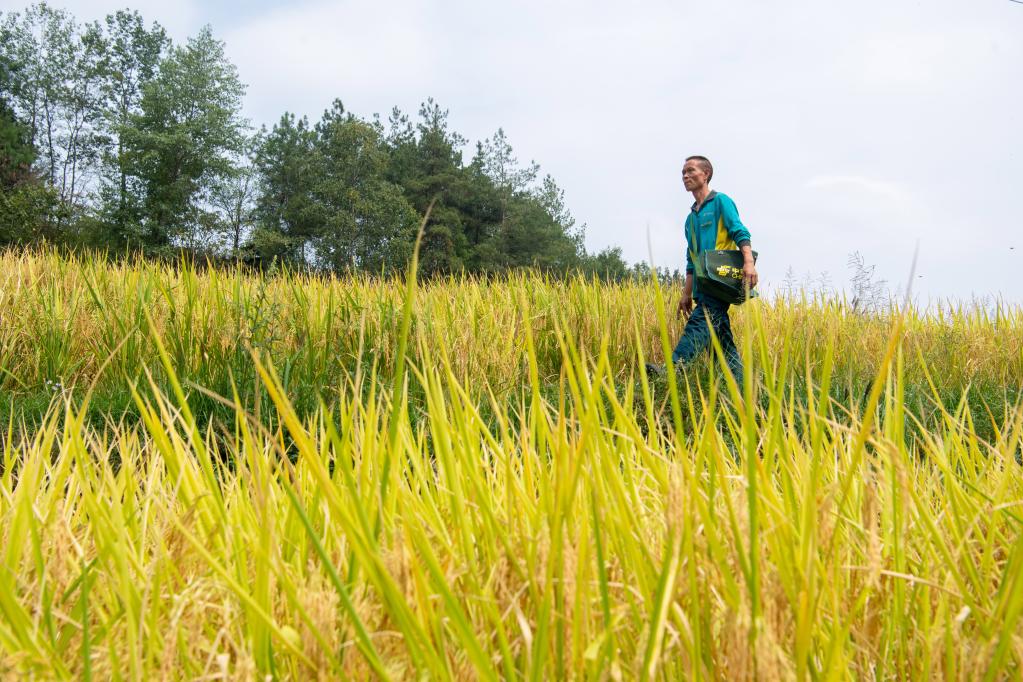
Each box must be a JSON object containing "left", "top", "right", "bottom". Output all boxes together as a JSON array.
[
  {"left": 0, "top": 2, "right": 610, "bottom": 276},
  {"left": 384, "top": 99, "right": 474, "bottom": 276},
  {"left": 475, "top": 127, "right": 538, "bottom": 228},
  {"left": 210, "top": 135, "right": 257, "bottom": 259},
  {"left": 0, "top": 55, "right": 34, "bottom": 187},
  {"left": 250, "top": 112, "right": 319, "bottom": 265},
  {"left": 472, "top": 132, "right": 585, "bottom": 272},
  {"left": 459, "top": 159, "right": 503, "bottom": 270},
  {"left": 581, "top": 246, "right": 630, "bottom": 281},
  {"left": 92, "top": 9, "right": 168, "bottom": 244},
  {"left": 309, "top": 100, "right": 417, "bottom": 273},
  {"left": 534, "top": 173, "right": 584, "bottom": 255},
  {"left": 500, "top": 197, "right": 581, "bottom": 271},
  {"left": 0, "top": 3, "right": 106, "bottom": 227},
  {"left": 122, "top": 25, "right": 246, "bottom": 251},
  {"left": 0, "top": 49, "right": 57, "bottom": 246}
]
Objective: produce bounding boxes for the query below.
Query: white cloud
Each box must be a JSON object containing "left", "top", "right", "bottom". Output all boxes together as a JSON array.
[
  {"left": 0, "top": 0, "right": 201, "bottom": 41},
  {"left": 224, "top": 0, "right": 442, "bottom": 124},
  {"left": 840, "top": 27, "right": 1009, "bottom": 93},
  {"left": 804, "top": 175, "right": 913, "bottom": 208}
]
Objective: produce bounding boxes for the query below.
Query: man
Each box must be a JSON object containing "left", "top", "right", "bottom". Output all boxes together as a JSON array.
[{"left": 647, "top": 155, "right": 757, "bottom": 385}]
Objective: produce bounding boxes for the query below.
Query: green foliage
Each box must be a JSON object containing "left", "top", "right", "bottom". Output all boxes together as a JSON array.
[
  {"left": 208, "top": 139, "right": 256, "bottom": 258},
  {"left": 0, "top": 3, "right": 105, "bottom": 220},
  {"left": 250, "top": 112, "right": 318, "bottom": 264},
  {"left": 581, "top": 246, "right": 631, "bottom": 281},
  {"left": 0, "top": 180, "right": 58, "bottom": 244},
  {"left": 0, "top": 3, "right": 627, "bottom": 276},
  {"left": 0, "top": 51, "right": 55, "bottom": 245},
  {"left": 92, "top": 9, "right": 169, "bottom": 245},
  {"left": 307, "top": 100, "right": 418, "bottom": 273},
  {"left": 121, "top": 25, "right": 246, "bottom": 251},
  {"left": 0, "top": 56, "right": 34, "bottom": 189},
  {"left": 248, "top": 97, "right": 603, "bottom": 277}
]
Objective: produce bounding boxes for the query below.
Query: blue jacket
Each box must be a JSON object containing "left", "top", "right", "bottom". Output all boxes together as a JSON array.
[{"left": 684, "top": 191, "right": 751, "bottom": 296}]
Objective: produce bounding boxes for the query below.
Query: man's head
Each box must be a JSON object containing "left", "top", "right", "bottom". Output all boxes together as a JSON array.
[{"left": 683, "top": 155, "right": 713, "bottom": 192}]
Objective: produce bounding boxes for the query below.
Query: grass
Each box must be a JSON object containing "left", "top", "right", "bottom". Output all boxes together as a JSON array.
[{"left": 0, "top": 246, "right": 1021, "bottom": 678}]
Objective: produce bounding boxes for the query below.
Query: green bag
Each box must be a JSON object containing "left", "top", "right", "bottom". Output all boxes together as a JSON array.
[{"left": 693, "top": 249, "right": 759, "bottom": 305}]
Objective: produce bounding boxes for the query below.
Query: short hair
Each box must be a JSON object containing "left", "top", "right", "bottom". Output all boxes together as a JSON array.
[{"left": 685, "top": 155, "right": 713, "bottom": 183}]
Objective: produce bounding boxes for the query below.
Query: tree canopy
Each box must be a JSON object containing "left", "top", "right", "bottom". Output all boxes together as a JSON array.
[{"left": 0, "top": 3, "right": 645, "bottom": 280}]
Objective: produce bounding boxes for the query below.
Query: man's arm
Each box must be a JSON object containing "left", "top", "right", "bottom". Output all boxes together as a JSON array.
[
  {"left": 720, "top": 194, "right": 751, "bottom": 245},
  {"left": 681, "top": 213, "right": 696, "bottom": 315},
  {"left": 739, "top": 243, "right": 758, "bottom": 288},
  {"left": 678, "top": 272, "right": 694, "bottom": 317},
  {"left": 685, "top": 220, "right": 695, "bottom": 280},
  {"left": 721, "top": 194, "right": 757, "bottom": 288}
]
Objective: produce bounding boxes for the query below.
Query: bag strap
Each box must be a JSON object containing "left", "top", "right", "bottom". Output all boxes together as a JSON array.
[{"left": 687, "top": 206, "right": 704, "bottom": 277}]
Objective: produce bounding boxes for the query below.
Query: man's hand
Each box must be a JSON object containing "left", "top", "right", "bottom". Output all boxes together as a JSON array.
[
  {"left": 677, "top": 292, "right": 693, "bottom": 318},
  {"left": 678, "top": 272, "right": 694, "bottom": 318},
  {"left": 740, "top": 245, "right": 758, "bottom": 289},
  {"left": 743, "top": 262, "right": 758, "bottom": 289}
]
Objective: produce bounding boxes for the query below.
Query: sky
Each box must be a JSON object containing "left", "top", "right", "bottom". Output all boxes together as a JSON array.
[{"left": 3, "top": 0, "right": 1022, "bottom": 303}]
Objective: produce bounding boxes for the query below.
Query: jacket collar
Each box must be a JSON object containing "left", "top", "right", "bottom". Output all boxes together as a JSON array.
[{"left": 690, "top": 190, "right": 717, "bottom": 212}]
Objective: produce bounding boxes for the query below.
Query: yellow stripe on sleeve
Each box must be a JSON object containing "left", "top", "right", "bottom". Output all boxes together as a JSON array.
[{"left": 715, "top": 216, "right": 737, "bottom": 250}]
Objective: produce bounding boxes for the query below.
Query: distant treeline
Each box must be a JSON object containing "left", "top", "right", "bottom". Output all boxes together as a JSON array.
[{"left": 0, "top": 3, "right": 673, "bottom": 280}]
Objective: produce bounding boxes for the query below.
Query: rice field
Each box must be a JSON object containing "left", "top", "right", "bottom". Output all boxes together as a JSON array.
[{"left": 1, "top": 247, "right": 1022, "bottom": 679}]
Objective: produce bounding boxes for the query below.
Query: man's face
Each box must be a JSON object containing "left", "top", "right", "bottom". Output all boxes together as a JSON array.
[{"left": 682, "top": 160, "right": 708, "bottom": 192}]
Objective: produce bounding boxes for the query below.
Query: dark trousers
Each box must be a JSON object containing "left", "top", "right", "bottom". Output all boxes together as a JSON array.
[{"left": 671, "top": 296, "right": 743, "bottom": 385}]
